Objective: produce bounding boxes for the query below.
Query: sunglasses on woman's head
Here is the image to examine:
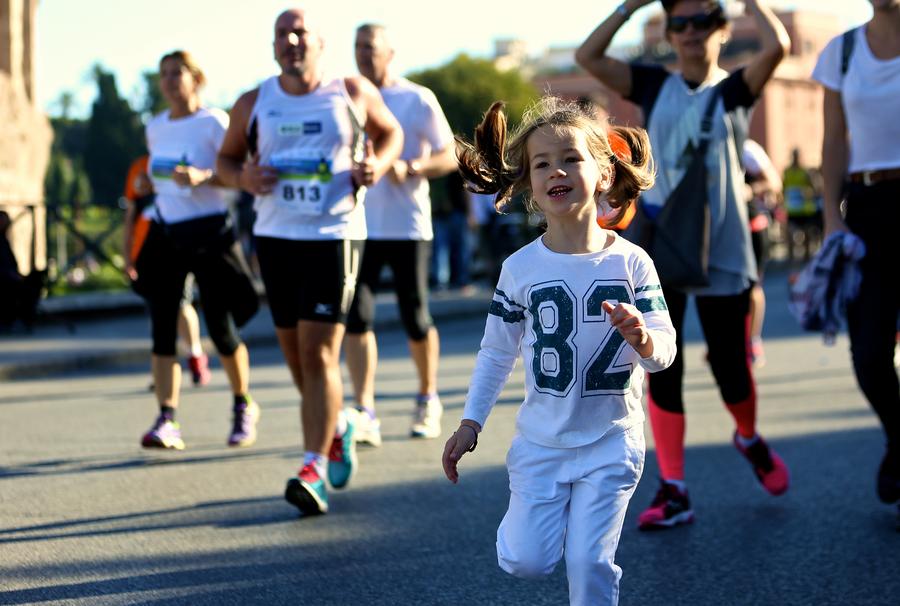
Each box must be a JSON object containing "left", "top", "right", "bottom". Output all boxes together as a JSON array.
[{"left": 666, "top": 10, "right": 722, "bottom": 33}]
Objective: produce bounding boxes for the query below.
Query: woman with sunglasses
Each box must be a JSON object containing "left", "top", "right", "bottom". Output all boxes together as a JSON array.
[
  {"left": 814, "top": 0, "right": 900, "bottom": 521},
  {"left": 577, "top": 0, "right": 791, "bottom": 530}
]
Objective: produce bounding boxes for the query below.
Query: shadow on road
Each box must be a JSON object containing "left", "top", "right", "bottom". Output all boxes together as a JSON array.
[{"left": 1, "top": 426, "right": 898, "bottom": 605}]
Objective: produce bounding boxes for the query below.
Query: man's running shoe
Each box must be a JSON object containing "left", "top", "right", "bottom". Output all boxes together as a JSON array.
[
  {"left": 228, "top": 399, "right": 260, "bottom": 447},
  {"left": 733, "top": 432, "right": 790, "bottom": 496},
  {"left": 354, "top": 410, "right": 382, "bottom": 447},
  {"left": 188, "top": 353, "right": 212, "bottom": 386},
  {"left": 327, "top": 408, "right": 358, "bottom": 489},
  {"left": 637, "top": 480, "right": 694, "bottom": 530},
  {"left": 410, "top": 395, "right": 442, "bottom": 439},
  {"left": 877, "top": 445, "right": 900, "bottom": 504},
  {"left": 141, "top": 416, "right": 185, "bottom": 450},
  {"left": 285, "top": 463, "right": 328, "bottom": 516}
]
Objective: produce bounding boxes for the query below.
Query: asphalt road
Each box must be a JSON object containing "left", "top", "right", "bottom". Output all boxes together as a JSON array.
[{"left": 1, "top": 302, "right": 898, "bottom": 605}]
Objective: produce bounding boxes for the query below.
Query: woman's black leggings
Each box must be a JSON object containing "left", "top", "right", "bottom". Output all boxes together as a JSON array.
[
  {"left": 845, "top": 179, "right": 900, "bottom": 446},
  {"left": 648, "top": 287, "right": 754, "bottom": 412},
  {"left": 137, "top": 221, "right": 243, "bottom": 357}
]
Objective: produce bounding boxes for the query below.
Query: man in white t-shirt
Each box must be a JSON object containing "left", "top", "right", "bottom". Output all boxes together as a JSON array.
[{"left": 345, "top": 23, "right": 457, "bottom": 443}]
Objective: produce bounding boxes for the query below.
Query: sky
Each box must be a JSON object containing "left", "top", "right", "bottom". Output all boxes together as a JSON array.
[{"left": 35, "top": 0, "right": 871, "bottom": 118}]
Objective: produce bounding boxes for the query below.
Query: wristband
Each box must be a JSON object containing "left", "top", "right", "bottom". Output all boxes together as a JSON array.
[
  {"left": 615, "top": 2, "right": 631, "bottom": 19},
  {"left": 457, "top": 424, "right": 478, "bottom": 452}
]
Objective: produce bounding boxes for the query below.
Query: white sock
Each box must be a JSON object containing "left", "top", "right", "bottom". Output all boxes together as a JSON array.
[
  {"left": 303, "top": 451, "right": 326, "bottom": 478},
  {"left": 190, "top": 343, "right": 203, "bottom": 358},
  {"left": 735, "top": 433, "right": 760, "bottom": 448}
]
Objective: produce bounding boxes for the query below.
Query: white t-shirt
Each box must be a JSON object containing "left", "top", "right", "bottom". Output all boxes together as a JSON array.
[
  {"left": 146, "top": 107, "right": 230, "bottom": 224},
  {"left": 363, "top": 78, "right": 454, "bottom": 241},
  {"left": 742, "top": 139, "right": 774, "bottom": 178},
  {"left": 812, "top": 26, "right": 900, "bottom": 173},
  {"left": 250, "top": 76, "right": 367, "bottom": 241},
  {"left": 462, "top": 234, "right": 677, "bottom": 448}
]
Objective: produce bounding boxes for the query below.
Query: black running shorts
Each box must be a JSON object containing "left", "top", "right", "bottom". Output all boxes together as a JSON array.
[
  {"left": 255, "top": 237, "right": 364, "bottom": 327},
  {"left": 346, "top": 239, "right": 433, "bottom": 340}
]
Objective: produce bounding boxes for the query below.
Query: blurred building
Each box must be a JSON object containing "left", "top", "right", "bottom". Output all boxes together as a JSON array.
[
  {"left": 0, "top": 0, "right": 51, "bottom": 274},
  {"left": 514, "top": 8, "right": 843, "bottom": 174}
]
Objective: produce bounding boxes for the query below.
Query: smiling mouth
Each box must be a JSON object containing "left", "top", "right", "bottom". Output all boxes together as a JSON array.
[{"left": 547, "top": 186, "right": 572, "bottom": 198}]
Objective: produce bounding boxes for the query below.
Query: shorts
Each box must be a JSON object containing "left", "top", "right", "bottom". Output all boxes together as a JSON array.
[
  {"left": 346, "top": 240, "right": 433, "bottom": 340},
  {"left": 256, "top": 236, "right": 363, "bottom": 327}
]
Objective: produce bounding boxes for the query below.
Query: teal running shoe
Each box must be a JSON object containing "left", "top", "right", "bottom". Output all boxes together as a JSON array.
[
  {"left": 327, "top": 408, "right": 358, "bottom": 489},
  {"left": 285, "top": 463, "right": 328, "bottom": 516}
]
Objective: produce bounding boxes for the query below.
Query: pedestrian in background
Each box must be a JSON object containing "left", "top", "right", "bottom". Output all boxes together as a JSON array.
[
  {"left": 444, "top": 97, "right": 675, "bottom": 606},
  {"left": 123, "top": 155, "right": 213, "bottom": 388},
  {"left": 742, "top": 138, "right": 782, "bottom": 367}
]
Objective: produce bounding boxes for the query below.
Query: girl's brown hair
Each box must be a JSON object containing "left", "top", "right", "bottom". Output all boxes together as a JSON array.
[
  {"left": 456, "top": 96, "right": 654, "bottom": 227},
  {"left": 159, "top": 50, "right": 206, "bottom": 88}
]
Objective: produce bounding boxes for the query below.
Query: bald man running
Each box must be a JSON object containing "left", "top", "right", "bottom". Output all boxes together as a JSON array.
[{"left": 217, "top": 8, "right": 402, "bottom": 517}]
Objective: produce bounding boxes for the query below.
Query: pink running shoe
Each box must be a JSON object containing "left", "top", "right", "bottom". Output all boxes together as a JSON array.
[
  {"left": 188, "top": 354, "right": 212, "bottom": 386},
  {"left": 638, "top": 480, "right": 694, "bottom": 530},
  {"left": 734, "top": 432, "right": 790, "bottom": 496}
]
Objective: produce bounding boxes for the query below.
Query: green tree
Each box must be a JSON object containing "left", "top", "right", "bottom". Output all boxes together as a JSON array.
[
  {"left": 83, "top": 64, "right": 146, "bottom": 206},
  {"left": 45, "top": 116, "right": 92, "bottom": 210},
  {"left": 407, "top": 53, "right": 537, "bottom": 135},
  {"left": 407, "top": 54, "right": 537, "bottom": 211},
  {"left": 140, "top": 70, "right": 166, "bottom": 117}
]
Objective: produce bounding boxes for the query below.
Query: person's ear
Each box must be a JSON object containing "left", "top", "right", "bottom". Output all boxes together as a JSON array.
[{"left": 597, "top": 164, "right": 614, "bottom": 193}]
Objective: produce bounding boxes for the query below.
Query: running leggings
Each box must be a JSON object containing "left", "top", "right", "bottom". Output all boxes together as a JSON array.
[
  {"left": 845, "top": 179, "right": 900, "bottom": 446},
  {"left": 138, "top": 221, "right": 243, "bottom": 357},
  {"left": 647, "top": 287, "right": 755, "bottom": 412}
]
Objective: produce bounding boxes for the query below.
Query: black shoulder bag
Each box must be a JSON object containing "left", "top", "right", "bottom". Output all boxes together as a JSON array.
[{"left": 632, "top": 83, "right": 722, "bottom": 289}]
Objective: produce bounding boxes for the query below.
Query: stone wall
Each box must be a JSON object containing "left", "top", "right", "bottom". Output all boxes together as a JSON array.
[{"left": 0, "top": 0, "right": 51, "bottom": 274}]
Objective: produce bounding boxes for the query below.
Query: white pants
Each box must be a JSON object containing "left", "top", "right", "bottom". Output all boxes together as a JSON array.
[{"left": 497, "top": 424, "right": 645, "bottom": 606}]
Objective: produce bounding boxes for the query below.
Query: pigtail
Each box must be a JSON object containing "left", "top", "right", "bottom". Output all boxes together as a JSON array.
[
  {"left": 604, "top": 125, "right": 655, "bottom": 225},
  {"left": 456, "top": 101, "right": 520, "bottom": 211}
]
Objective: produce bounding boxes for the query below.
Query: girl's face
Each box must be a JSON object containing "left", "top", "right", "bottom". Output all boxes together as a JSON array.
[
  {"left": 666, "top": 0, "right": 726, "bottom": 63},
  {"left": 526, "top": 125, "right": 611, "bottom": 224},
  {"left": 159, "top": 58, "right": 199, "bottom": 106}
]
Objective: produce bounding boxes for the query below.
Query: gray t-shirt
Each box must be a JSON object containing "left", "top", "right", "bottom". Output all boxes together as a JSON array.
[{"left": 627, "top": 64, "right": 757, "bottom": 295}]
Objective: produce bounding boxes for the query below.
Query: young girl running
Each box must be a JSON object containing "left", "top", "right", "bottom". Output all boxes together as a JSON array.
[{"left": 442, "top": 97, "right": 676, "bottom": 606}]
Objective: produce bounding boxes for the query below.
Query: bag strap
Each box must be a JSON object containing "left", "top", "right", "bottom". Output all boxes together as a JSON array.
[
  {"left": 841, "top": 27, "right": 857, "bottom": 78},
  {"left": 696, "top": 82, "right": 724, "bottom": 155}
]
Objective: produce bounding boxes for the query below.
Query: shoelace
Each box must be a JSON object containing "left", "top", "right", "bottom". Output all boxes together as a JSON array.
[
  {"left": 231, "top": 405, "right": 250, "bottom": 436},
  {"left": 328, "top": 435, "right": 344, "bottom": 461}
]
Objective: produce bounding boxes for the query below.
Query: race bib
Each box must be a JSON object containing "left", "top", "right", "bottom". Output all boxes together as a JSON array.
[{"left": 271, "top": 150, "right": 332, "bottom": 216}]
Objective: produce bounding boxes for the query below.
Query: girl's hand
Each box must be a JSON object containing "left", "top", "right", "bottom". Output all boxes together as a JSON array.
[
  {"left": 442, "top": 421, "right": 481, "bottom": 484},
  {"left": 602, "top": 300, "right": 653, "bottom": 358}
]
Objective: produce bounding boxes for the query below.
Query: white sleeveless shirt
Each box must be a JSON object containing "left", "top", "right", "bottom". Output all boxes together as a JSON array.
[
  {"left": 146, "top": 107, "right": 230, "bottom": 224},
  {"left": 250, "top": 76, "right": 367, "bottom": 241}
]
